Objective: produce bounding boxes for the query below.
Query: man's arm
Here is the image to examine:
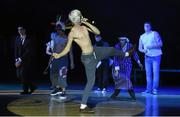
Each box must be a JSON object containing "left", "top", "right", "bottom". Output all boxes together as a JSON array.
[
  {"left": 14, "top": 38, "right": 19, "bottom": 60},
  {"left": 138, "top": 37, "right": 147, "bottom": 53},
  {"left": 132, "top": 44, "right": 143, "bottom": 70},
  {"left": 81, "top": 19, "right": 100, "bottom": 35},
  {"left": 46, "top": 47, "right": 52, "bottom": 55},
  {"left": 46, "top": 40, "right": 54, "bottom": 55},
  {"left": 113, "top": 44, "right": 120, "bottom": 69},
  {"left": 53, "top": 32, "right": 74, "bottom": 59},
  {"left": 14, "top": 37, "right": 21, "bottom": 68}
]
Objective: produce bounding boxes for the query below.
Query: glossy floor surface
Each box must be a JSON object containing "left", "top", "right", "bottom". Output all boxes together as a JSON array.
[{"left": 0, "top": 84, "right": 180, "bottom": 116}]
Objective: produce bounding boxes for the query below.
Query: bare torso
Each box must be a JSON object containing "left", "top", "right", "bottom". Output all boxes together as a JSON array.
[{"left": 70, "top": 25, "right": 93, "bottom": 54}]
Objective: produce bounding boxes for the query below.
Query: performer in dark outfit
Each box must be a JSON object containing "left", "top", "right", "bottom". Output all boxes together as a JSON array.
[
  {"left": 14, "top": 26, "right": 37, "bottom": 94},
  {"left": 111, "top": 37, "right": 143, "bottom": 101},
  {"left": 94, "top": 35, "right": 110, "bottom": 92}
]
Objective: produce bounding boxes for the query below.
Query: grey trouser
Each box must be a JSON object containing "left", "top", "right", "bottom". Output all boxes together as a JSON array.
[{"left": 81, "top": 47, "right": 125, "bottom": 104}]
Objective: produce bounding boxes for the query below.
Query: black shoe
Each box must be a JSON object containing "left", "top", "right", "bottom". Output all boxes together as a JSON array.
[
  {"left": 110, "top": 94, "right": 117, "bottom": 99},
  {"left": 79, "top": 106, "right": 94, "bottom": 113},
  {"left": 128, "top": 89, "right": 136, "bottom": 102},
  {"left": 131, "top": 98, "right": 136, "bottom": 102},
  {"left": 20, "top": 91, "right": 31, "bottom": 95},
  {"left": 30, "top": 85, "right": 37, "bottom": 94},
  {"left": 59, "top": 91, "right": 67, "bottom": 100},
  {"left": 50, "top": 88, "right": 62, "bottom": 96},
  {"left": 110, "top": 89, "right": 120, "bottom": 99}
]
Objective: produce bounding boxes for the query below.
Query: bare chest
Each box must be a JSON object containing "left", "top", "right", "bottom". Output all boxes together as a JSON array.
[{"left": 73, "top": 27, "right": 88, "bottom": 39}]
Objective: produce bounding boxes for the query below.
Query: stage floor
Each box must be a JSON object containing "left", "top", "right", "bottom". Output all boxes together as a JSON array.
[{"left": 0, "top": 84, "right": 180, "bottom": 116}]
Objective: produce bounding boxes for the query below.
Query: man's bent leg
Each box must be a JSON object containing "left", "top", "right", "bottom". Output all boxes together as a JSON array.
[{"left": 94, "top": 47, "right": 125, "bottom": 61}]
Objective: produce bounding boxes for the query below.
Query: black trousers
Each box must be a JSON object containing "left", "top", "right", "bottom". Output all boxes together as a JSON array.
[
  {"left": 16, "top": 65, "right": 36, "bottom": 92},
  {"left": 96, "top": 60, "right": 109, "bottom": 89}
]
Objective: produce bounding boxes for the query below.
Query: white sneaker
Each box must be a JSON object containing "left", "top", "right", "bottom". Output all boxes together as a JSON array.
[
  {"left": 102, "top": 88, "right": 107, "bottom": 93},
  {"left": 59, "top": 92, "right": 67, "bottom": 100},
  {"left": 50, "top": 88, "right": 62, "bottom": 96},
  {"left": 152, "top": 90, "right": 158, "bottom": 95},
  {"left": 94, "top": 88, "right": 101, "bottom": 92},
  {"left": 59, "top": 96, "right": 67, "bottom": 100}
]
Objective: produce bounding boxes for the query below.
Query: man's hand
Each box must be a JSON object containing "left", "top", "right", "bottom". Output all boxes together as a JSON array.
[
  {"left": 143, "top": 46, "right": 149, "bottom": 53},
  {"left": 114, "top": 70, "right": 119, "bottom": 77},
  {"left": 96, "top": 61, "right": 102, "bottom": 68},
  {"left": 81, "top": 17, "right": 88, "bottom": 23},
  {"left": 127, "top": 45, "right": 136, "bottom": 57},
  {"left": 52, "top": 53, "right": 60, "bottom": 59},
  {"left": 80, "top": 16, "right": 100, "bottom": 35},
  {"left": 15, "top": 61, "right": 21, "bottom": 68},
  {"left": 146, "top": 45, "right": 151, "bottom": 49},
  {"left": 114, "top": 66, "right": 119, "bottom": 77}
]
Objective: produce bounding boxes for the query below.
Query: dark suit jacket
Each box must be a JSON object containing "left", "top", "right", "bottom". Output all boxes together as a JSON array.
[{"left": 14, "top": 36, "right": 33, "bottom": 70}]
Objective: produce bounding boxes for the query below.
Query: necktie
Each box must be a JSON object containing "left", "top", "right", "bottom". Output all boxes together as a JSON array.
[
  {"left": 20, "top": 35, "right": 26, "bottom": 45},
  {"left": 21, "top": 39, "right": 24, "bottom": 45}
]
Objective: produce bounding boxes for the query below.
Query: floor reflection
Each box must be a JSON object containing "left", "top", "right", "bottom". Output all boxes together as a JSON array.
[{"left": 143, "top": 94, "right": 159, "bottom": 116}]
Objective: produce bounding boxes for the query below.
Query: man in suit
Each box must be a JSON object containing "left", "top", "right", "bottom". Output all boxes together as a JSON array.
[{"left": 14, "top": 26, "right": 37, "bottom": 94}]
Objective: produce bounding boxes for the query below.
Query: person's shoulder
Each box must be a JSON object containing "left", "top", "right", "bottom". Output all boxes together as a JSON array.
[
  {"left": 25, "top": 36, "right": 32, "bottom": 42},
  {"left": 70, "top": 26, "right": 77, "bottom": 32},
  {"left": 152, "top": 31, "right": 159, "bottom": 35},
  {"left": 68, "top": 29, "right": 73, "bottom": 35},
  {"left": 140, "top": 33, "right": 146, "bottom": 40},
  {"left": 15, "top": 36, "right": 21, "bottom": 41},
  {"left": 68, "top": 30, "right": 74, "bottom": 38},
  {"left": 140, "top": 33, "right": 146, "bottom": 37}
]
